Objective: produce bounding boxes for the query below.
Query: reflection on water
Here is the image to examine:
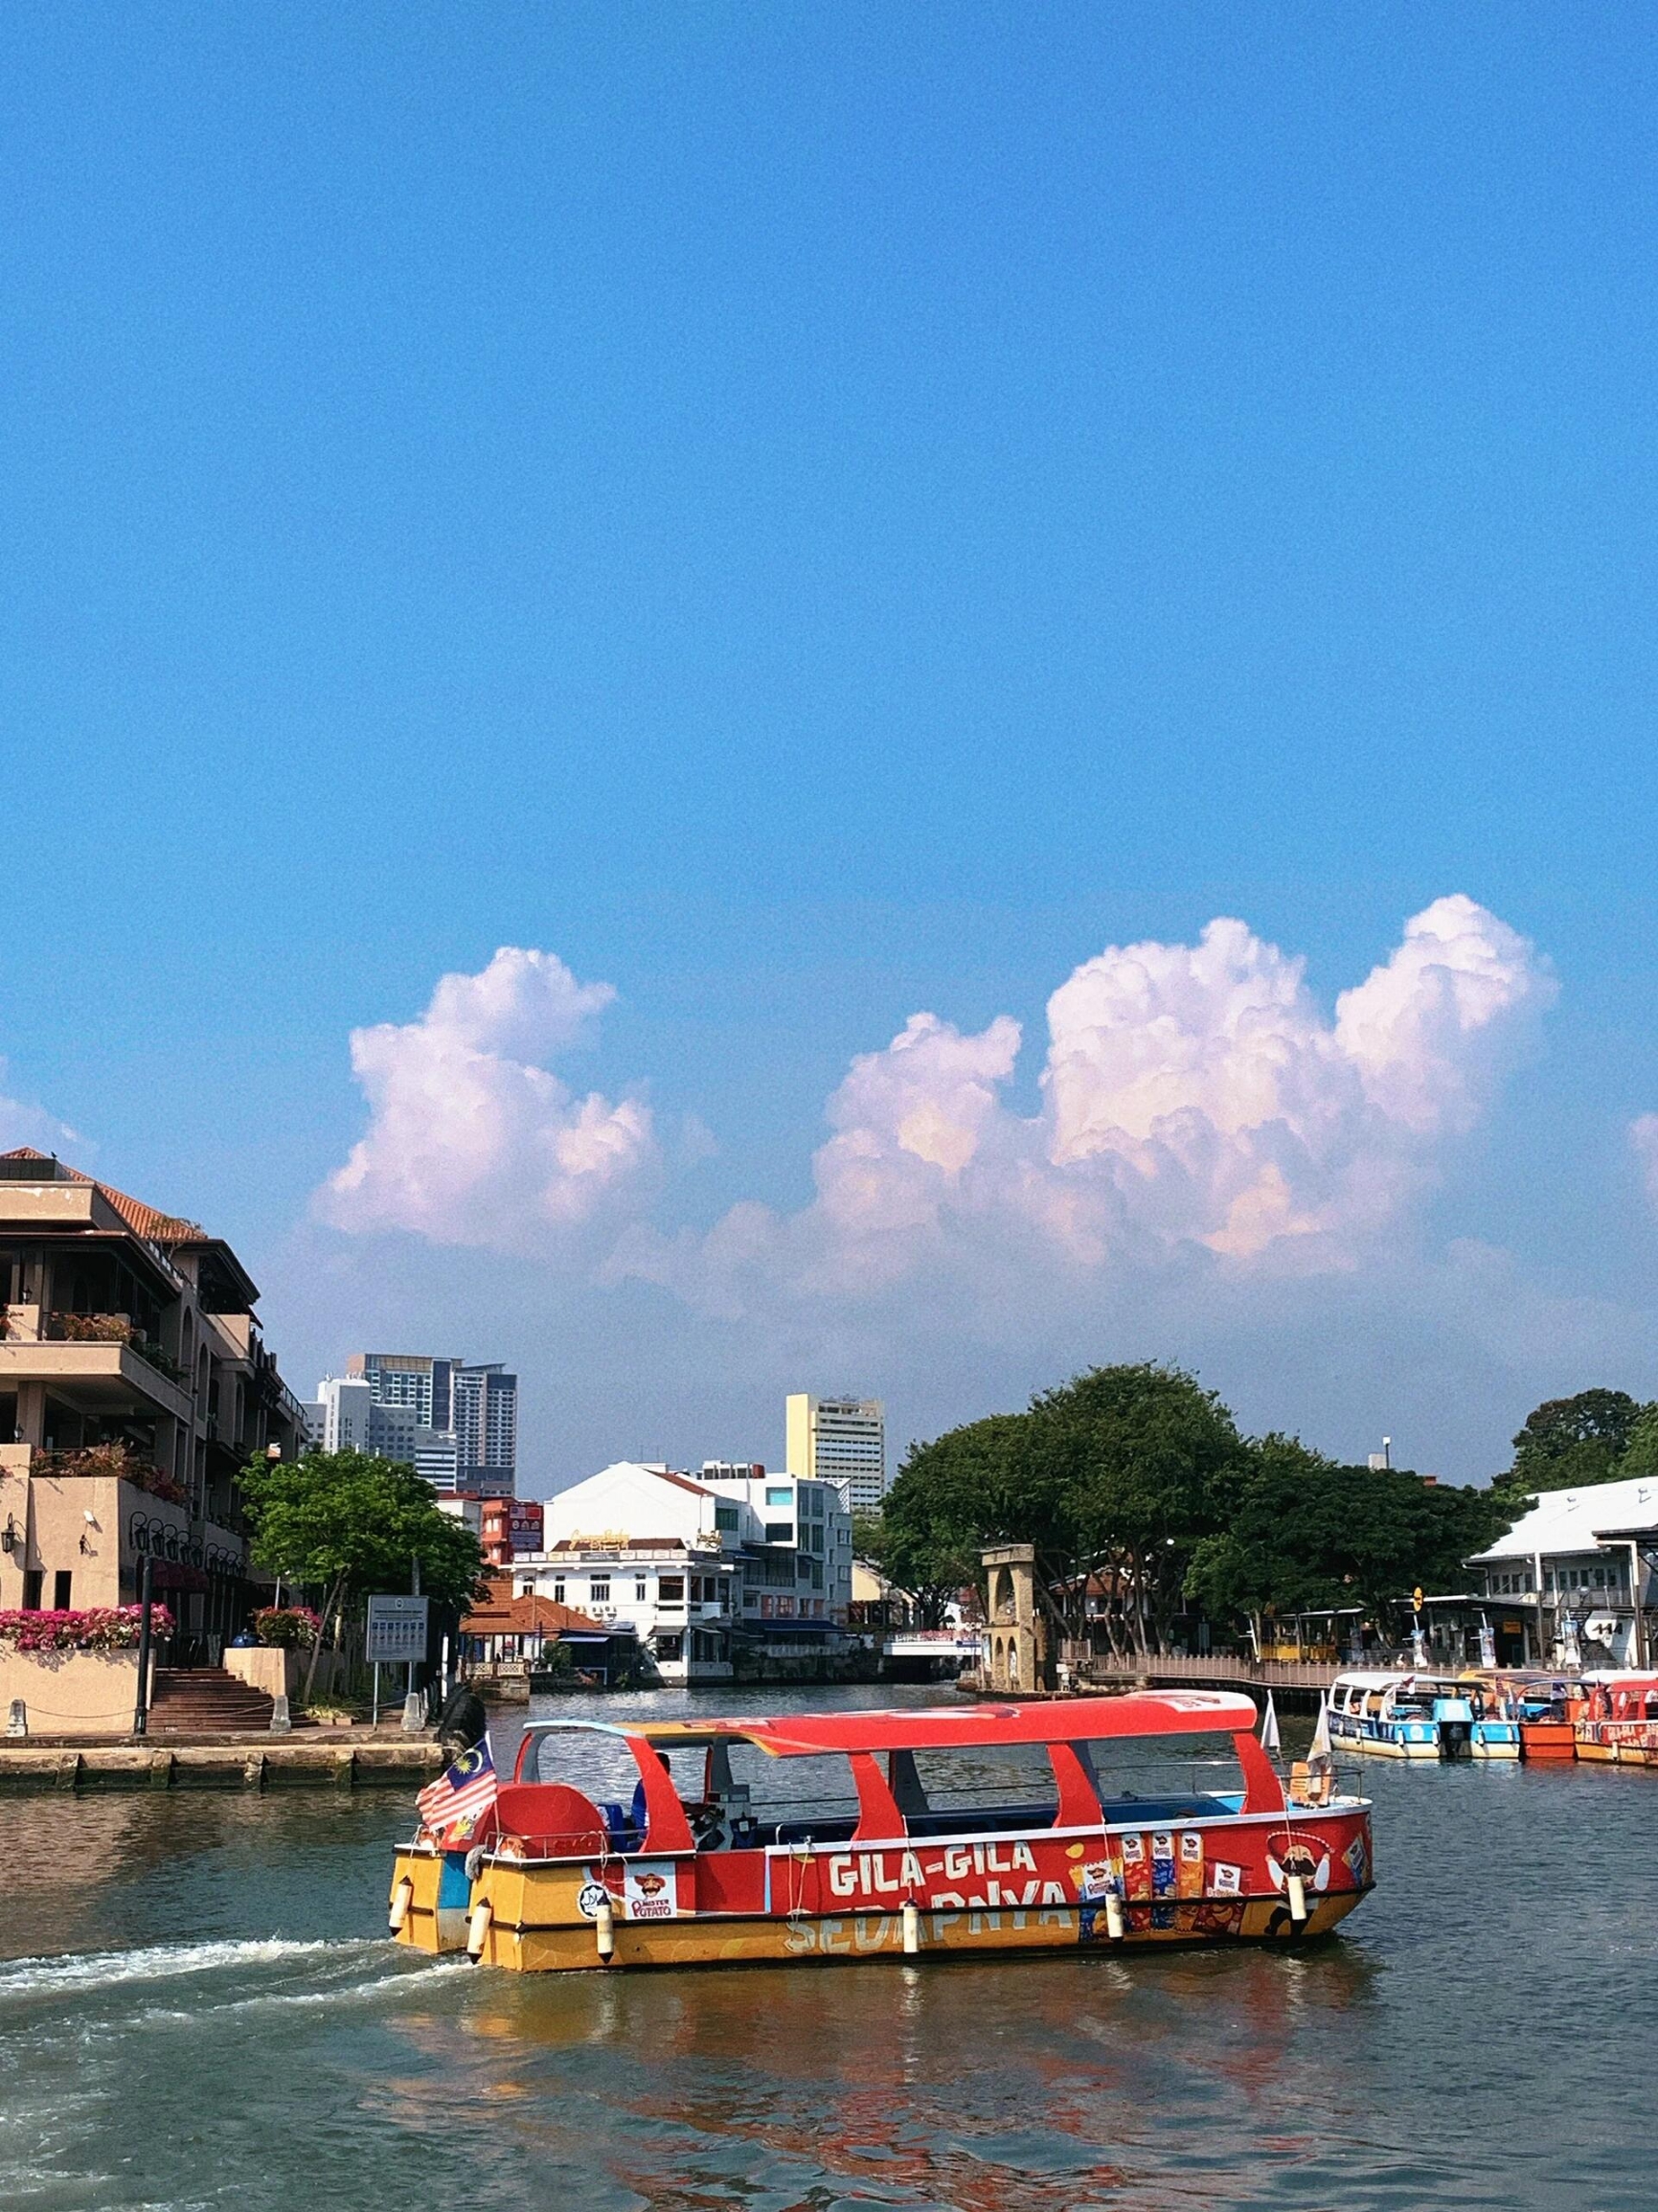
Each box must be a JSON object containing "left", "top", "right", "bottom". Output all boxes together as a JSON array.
[{"left": 0, "top": 1683, "right": 1653, "bottom": 2210}]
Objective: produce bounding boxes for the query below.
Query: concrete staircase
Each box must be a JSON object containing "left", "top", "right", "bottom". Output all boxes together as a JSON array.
[{"left": 147, "top": 1667, "right": 278, "bottom": 1734}]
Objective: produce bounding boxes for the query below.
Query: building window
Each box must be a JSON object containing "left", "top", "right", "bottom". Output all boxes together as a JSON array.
[
  {"left": 656, "top": 1633, "right": 683, "bottom": 1662},
  {"left": 765, "top": 1522, "right": 792, "bottom": 1543},
  {"left": 554, "top": 1580, "right": 566, "bottom": 1604},
  {"left": 21, "top": 1569, "right": 42, "bottom": 1611},
  {"left": 53, "top": 1570, "right": 72, "bottom": 1609},
  {"left": 765, "top": 1485, "right": 791, "bottom": 1507},
  {"left": 635, "top": 1579, "right": 647, "bottom": 1601},
  {"left": 590, "top": 1580, "right": 610, "bottom": 1605},
  {"left": 659, "top": 1576, "right": 685, "bottom": 1603},
  {"left": 715, "top": 1504, "right": 739, "bottom": 1532}
]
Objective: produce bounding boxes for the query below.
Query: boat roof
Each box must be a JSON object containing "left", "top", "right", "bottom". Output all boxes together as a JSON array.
[
  {"left": 519, "top": 1690, "right": 1260, "bottom": 1759},
  {"left": 1332, "top": 1669, "right": 1471, "bottom": 1692}
]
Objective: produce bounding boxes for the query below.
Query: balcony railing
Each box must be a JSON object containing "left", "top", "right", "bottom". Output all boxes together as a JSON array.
[
  {"left": 39, "top": 1313, "right": 188, "bottom": 1386},
  {"left": 32, "top": 1443, "right": 190, "bottom": 1506}
]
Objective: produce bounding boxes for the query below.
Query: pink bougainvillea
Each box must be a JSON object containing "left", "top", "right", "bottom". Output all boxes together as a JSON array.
[{"left": 0, "top": 1605, "right": 174, "bottom": 1653}]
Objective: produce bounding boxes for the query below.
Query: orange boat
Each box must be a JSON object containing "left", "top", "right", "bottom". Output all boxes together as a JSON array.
[
  {"left": 1477, "top": 1673, "right": 1580, "bottom": 1761},
  {"left": 1573, "top": 1673, "right": 1658, "bottom": 1767},
  {"left": 389, "top": 1692, "right": 1374, "bottom": 1973}
]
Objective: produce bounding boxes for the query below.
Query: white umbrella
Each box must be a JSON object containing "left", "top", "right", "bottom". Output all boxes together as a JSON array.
[
  {"left": 1260, "top": 1689, "right": 1281, "bottom": 1755},
  {"left": 1307, "top": 1692, "right": 1332, "bottom": 1773}
]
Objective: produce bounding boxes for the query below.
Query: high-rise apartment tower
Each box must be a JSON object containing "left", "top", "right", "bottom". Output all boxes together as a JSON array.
[{"left": 784, "top": 1394, "right": 886, "bottom": 1515}]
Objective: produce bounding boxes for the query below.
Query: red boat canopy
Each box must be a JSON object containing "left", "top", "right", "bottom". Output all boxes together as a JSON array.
[{"left": 587, "top": 1690, "right": 1261, "bottom": 1759}]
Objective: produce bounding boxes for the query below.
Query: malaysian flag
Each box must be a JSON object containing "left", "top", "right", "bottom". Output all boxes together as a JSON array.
[{"left": 417, "top": 1737, "right": 499, "bottom": 1846}]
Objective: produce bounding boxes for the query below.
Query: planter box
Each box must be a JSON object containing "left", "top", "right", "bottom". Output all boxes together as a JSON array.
[
  {"left": 224, "top": 1647, "right": 345, "bottom": 1700},
  {"left": 0, "top": 1647, "right": 141, "bottom": 1737}
]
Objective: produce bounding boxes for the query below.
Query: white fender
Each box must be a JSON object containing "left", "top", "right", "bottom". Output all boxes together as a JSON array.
[
  {"left": 466, "top": 1899, "right": 492, "bottom": 1959},
  {"left": 901, "top": 1900, "right": 920, "bottom": 1956},
  {"left": 1286, "top": 1873, "right": 1307, "bottom": 1924},
  {"left": 1104, "top": 1893, "right": 1125, "bottom": 1942},
  {"left": 388, "top": 1877, "right": 413, "bottom": 1933},
  {"left": 596, "top": 1897, "right": 615, "bottom": 1961}
]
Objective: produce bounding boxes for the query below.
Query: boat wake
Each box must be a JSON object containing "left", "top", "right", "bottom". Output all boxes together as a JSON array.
[{"left": 0, "top": 1936, "right": 390, "bottom": 2003}]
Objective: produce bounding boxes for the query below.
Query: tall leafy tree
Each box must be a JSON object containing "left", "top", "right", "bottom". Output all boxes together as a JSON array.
[
  {"left": 1026, "top": 1363, "right": 1245, "bottom": 1653},
  {"left": 873, "top": 1416, "right": 1028, "bottom": 1626},
  {"left": 1506, "top": 1389, "right": 1649, "bottom": 1494},
  {"left": 239, "top": 1449, "right": 487, "bottom": 1697}
]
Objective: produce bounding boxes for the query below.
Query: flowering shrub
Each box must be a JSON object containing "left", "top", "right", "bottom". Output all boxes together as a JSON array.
[
  {"left": 0, "top": 1605, "right": 175, "bottom": 1653},
  {"left": 49, "top": 1311, "right": 137, "bottom": 1344},
  {"left": 252, "top": 1606, "right": 322, "bottom": 1649},
  {"left": 37, "top": 1444, "right": 189, "bottom": 1506}
]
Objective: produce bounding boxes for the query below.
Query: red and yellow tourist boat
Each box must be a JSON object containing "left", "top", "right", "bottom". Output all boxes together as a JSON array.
[
  {"left": 1573, "top": 1673, "right": 1658, "bottom": 1767},
  {"left": 388, "top": 1692, "right": 1374, "bottom": 1973}
]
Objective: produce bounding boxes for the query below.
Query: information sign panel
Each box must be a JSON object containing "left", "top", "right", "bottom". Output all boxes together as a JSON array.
[{"left": 366, "top": 1594, "right": 429, "bottom": 1664}]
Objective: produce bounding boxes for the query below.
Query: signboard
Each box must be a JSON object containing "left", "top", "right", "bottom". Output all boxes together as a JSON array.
[
  {"left": 509, "top": 1500, "right": 544, "bottom": 1555},
  {"left": 366, "top": 1595, "right": 429, "bottom": 1664}
]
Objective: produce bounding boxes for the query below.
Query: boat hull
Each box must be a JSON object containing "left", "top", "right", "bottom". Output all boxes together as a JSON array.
[
  {"left": 1576, "top": 1722, "right": 1658, "bottom": 1767},
  {"left": 392, "top": 1808, "right": 1374, "bottom": 1973},
  {"left": 1518, "top": 1719, "right": 1577, "bottom": 1762}
]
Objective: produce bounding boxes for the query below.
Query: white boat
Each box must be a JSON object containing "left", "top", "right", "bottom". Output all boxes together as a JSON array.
[{"left": 1328, "top": 1671, "right": 1519, "bottom": 1761}]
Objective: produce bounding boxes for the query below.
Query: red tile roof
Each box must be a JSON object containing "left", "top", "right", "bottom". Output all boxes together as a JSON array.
[
  {"left": 462, "top": 1578, "right": 607, "bottom": 1638},
  {"left": 0, "top": 1147, "right": 204, "bottom": 1243}
]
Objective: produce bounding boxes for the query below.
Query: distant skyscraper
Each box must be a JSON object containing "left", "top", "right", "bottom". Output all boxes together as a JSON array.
[
  {"left": 450, "top": 1361, "right": 517, "bottom": 1494},
  {"left": 315, "top": 1352, "right": 518, "bottom": 1495},
  {"left": 785, "top": 1394, "right": 886, "bottom": 1514}
]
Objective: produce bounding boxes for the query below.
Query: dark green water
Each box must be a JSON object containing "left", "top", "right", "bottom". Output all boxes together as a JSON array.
[{"left": 1, "top": 1684, "right": 1652, "bottom": 2211}]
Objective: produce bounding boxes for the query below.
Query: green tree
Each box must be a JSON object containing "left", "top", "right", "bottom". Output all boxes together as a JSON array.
[
  {"left": 239, "top": 1449, "right": 487, "bottom": 1697},
  {"left": 1507, "top": 1389, "right": 1649, "bottom": 1494},
  {"left": 1026, "top": 1363, "right": 1245, "bottom": 1653},
  {"left": 874, "top": 1415, "right": 1029, "bottom": 1626},
  {"left": 1188, "top": 1436, "right": 1519, "bottom": 1651}
]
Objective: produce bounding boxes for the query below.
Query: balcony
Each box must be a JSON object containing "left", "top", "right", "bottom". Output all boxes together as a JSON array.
[{"left": 0, "top": 1331, "right": 193, "bottom": 1421}]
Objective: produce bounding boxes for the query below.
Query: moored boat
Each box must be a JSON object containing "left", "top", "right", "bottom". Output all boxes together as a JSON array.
[
  {"left": 1572, "top": 1673, "right": 1658, "bottom": 1767},
  {"left": 1328, "top": 1671, "right": 1519, "bottom": 1760},
  {"left": 388, "top": 1692, "right": 1374, "bottom": 1972},
  {"left": 1473, "top": 1672, "right": 1579, "bottom": 1761}
]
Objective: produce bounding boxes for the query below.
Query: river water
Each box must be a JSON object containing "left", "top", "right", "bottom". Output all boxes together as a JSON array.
[{"left": 1, "top": 1682, "right": 1651, "bottom": 2212}]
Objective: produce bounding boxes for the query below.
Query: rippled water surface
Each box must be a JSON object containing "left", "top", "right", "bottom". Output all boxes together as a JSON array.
[{"left": 1, "top": 1683, "right": 1652, "bottom": 2211}]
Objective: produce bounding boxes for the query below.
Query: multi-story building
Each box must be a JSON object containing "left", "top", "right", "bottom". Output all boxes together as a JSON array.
[
  {"left": 312, "top": 1352, "right": 517, "bottom": 1495},
  {"left": 1466, "top": 1473, "right": 1658, "bottom": 1668},
  {"left": 785, "top": 1393, "right": 886, "bottom": 1513},
  {"left": 450, "top": 1361, "right": 517, "bottom": 1495},
  {"left": 437, "top": 1493, "right": 543, "bottom": 1567},
  {"left": 0, "top": 1147, "right": 306, "bottom": 1657},
  {"left": 696, "top": 1460, "right": 853, "bottom": 1625},
  {"left": 511, "top": 1457, "right": 853, "bottom": 1682}
]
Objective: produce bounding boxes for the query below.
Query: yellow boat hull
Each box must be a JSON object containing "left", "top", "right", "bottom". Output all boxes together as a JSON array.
[{"left": 390, "top": 1849, "right": 1366, "bottom": 1973}]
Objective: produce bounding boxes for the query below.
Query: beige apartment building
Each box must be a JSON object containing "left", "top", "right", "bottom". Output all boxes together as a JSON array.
[
  {"left": 0, "top": 1149, "right": 307, "bottom": 1662},
  {"left": 785, "top": 1393, "right": 887, "bottom": 1514}
]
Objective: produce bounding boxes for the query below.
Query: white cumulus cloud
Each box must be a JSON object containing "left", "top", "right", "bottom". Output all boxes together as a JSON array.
[
  {"left": 620, "top": 894, "right": 1554, "bottom": 1311},
  {"left": 317, "top": 947, "right": 657, "bottom": 1248}
]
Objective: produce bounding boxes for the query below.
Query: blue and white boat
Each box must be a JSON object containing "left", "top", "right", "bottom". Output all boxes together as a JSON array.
[{"left": 1329, "top": 1672, "right": 1520, "bottom": 1761}]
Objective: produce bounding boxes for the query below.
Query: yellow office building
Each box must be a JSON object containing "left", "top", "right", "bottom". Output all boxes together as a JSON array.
[{"left": 784, "top": 1394, "right": 886, "bottom": 1514}]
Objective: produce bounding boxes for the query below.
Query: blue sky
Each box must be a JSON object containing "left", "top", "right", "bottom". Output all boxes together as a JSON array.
[{"left": 6, "top": 6, "right": 1658, "bottom": 1487}]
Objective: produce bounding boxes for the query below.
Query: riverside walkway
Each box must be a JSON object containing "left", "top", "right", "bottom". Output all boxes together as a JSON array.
[{"left": 1085, "top": 1651, "right": 1342, "bottom": 1711}]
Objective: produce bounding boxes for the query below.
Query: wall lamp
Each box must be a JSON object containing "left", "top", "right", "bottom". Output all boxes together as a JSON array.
[{"left": 0, "top": 1515, "right": 16, "bottom": 1556}]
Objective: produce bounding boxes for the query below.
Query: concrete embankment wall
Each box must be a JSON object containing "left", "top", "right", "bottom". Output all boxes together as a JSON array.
[{"left": 0, "top": 1739, "right": 444, "bottom": 1791}]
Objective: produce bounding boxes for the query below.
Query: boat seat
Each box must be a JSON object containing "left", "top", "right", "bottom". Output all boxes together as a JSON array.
[
  {"left": 493, "top": 1782, "right": 609, "bottom": 1859},
  {"left": 599, "top": 1800, "right": 643, "bottom": 1852}
]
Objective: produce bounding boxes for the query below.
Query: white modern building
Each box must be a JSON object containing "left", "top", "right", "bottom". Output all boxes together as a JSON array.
[
  {"left": 511, "top": 1457, "right": 853, "bottom": 1683},
  {"left": 1467, "top": 1472, "right": 1658, "bottom": 1668},
  {"left": 785, "top": 1393, "right": 886, "bottom": 1513}
]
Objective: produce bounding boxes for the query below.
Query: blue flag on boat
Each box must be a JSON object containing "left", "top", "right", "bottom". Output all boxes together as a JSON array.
[{"left": 417, "top": 1736, "right": 499, "bottom": 1845}]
